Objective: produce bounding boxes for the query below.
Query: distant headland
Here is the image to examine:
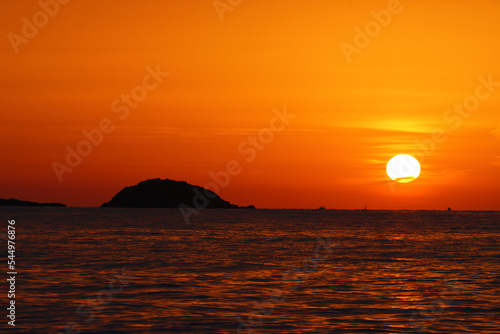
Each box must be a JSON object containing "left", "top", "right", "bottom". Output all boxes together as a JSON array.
[
  {"left": 0, "top": 198, "right": 66, "bottom": 207},
  {"left": 101, "top": 178, "right": 255, "bottom": 209}
]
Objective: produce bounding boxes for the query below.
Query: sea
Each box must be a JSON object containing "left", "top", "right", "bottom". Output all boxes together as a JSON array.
[{"left": 1, "top": 208, "right": 499, "bottom": 333}]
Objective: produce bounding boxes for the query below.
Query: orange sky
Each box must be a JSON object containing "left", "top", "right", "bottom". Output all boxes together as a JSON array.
[{"left": 1, "top": 0, "right": 499, "bottom": 209}]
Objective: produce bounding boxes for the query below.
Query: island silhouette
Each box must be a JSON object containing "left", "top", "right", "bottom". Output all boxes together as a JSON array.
[{"left": 101, "top": 178, "right": 255, "bottom": 209}]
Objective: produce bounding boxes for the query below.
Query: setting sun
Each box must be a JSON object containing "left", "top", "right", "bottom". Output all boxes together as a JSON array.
[{"left": 386, "top": 154, "right": 421, "bottom": 183}]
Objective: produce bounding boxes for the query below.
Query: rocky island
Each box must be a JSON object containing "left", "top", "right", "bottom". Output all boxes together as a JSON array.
[
  {"left": 0, "top": 198, "right": 66, "bottom": 207},
  {"left": 101, "top": 178, "right": 255, "bottom": 209}
]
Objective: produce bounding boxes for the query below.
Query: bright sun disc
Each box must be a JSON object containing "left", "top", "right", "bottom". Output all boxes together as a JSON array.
[{"left": 386, "top": 154, "right": 421, "bottom": 183}]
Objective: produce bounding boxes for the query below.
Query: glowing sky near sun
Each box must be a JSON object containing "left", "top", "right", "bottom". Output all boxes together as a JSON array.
[{"left": 1, "top": 0, "right": 499, "bottom": 209}]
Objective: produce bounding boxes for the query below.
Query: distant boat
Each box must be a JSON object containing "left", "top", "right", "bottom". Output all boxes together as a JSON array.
[
  {"left": 318, "top": 206, "right": 326, "bottom": 210},
  {"left": 448, "top": 207, "right": 452, "bottom": 211}
]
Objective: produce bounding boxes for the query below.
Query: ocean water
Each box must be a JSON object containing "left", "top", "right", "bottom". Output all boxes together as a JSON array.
[{"left": 2, "top": 208, "right": 499, "bottom": 333}]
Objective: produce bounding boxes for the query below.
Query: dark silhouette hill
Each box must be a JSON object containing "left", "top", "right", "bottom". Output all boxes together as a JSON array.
[
  {"left": 101, "top": 178, "right": 254, "bottom": 208},
  {"left": 0, "top": 198, "right": 66, "bottom": 207}
]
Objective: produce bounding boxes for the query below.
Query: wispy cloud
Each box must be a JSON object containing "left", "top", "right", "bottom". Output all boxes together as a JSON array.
[{"left": 491, "top": 124, "right": 500, "bottom": 139}]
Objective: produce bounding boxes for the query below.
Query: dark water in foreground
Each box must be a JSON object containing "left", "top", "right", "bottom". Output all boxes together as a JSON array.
[{"left": 1, "top": 208, "right": 499, "bottom": 333}]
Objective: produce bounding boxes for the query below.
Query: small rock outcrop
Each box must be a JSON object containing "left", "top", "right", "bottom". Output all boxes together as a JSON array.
[{"left": 0, "top": 198, "right": 66, "bottom": 207}]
